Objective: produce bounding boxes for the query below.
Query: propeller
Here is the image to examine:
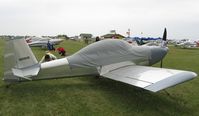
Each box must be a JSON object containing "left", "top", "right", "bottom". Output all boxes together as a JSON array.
[
  {"left": 163, "top": 28, "right": 167, "bottom": 41},
  {"left": 160, "top": 28, "right": 167, "bottom": 68},
  {"left": 161, "top": 28, "right": 167, "bottom": 47}
]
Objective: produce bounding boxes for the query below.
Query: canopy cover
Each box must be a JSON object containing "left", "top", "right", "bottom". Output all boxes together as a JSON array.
[{"left": 67, "top": 39, "right": 150, "bottom": 68}]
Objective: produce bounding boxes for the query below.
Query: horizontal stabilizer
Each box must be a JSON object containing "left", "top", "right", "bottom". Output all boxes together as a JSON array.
[
  {"left": 12, "top": 64, "right": 40, "bottom": 80},
  {"left": 101, "top": 65, "right": 197, "bottom": 92}
]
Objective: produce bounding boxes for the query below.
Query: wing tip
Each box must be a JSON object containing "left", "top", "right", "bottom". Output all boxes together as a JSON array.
[
  {"left": 145, "top": 71, "right": 197, "bottom": 92},
  {"left": 191, "top": 72, "right": 198, "bottom": 77}
]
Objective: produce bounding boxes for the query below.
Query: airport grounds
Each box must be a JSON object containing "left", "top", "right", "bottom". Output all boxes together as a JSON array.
[{"left": 0, "top": 38, "right": 199, "bottom": 116}]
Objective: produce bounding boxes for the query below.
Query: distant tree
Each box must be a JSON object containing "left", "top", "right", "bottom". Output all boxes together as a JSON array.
[
  {"left": 79, "top": 33, "right": 92, "bottom": 39},
  {"left": 57, "top": 35, "right": 69, "bottom": 40}
]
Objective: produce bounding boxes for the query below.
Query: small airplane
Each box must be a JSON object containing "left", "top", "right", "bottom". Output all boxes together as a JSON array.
[
  {"left": 26, "top": 36, "right": 64, "bottom": 48},
  {"left": 175, "top": 39, "right": 199, "bottom": 48},
  {"left": 3, "top": 28, "right": 197, "bottom": 92}
]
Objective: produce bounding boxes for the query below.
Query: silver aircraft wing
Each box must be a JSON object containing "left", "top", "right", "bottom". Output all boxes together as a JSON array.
[{"left": 101, "top": 65, "right": 197, "bottom": 92}]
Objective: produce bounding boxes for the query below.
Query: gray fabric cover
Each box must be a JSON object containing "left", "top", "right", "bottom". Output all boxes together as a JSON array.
[{"left": 67, "top": 39, "right": 151, "bottom": 68}]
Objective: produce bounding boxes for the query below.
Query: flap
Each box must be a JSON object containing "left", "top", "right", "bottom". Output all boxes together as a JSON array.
[{"left": 101, "top": 65, "right": 197, "bottom": 92}]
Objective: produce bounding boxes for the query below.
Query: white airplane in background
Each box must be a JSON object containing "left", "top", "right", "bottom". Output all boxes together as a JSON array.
[
  {"left": 3, "top": 29, "right": 197, "bottom": 92},
  {"left": 26, "top": 36, "right": 64, "bottom": 48},
  {"left": 175, "top": 39, "right": 199, "bottom": 48}
]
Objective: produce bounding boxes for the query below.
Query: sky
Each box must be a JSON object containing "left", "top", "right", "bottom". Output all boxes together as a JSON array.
[{"left": 0, "top": 0, "right": 199, "bottom": 40}]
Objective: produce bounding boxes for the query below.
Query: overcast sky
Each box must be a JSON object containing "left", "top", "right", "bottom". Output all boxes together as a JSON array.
[{"left": 0, "top": 0, "right": 199, "bottom": 40}]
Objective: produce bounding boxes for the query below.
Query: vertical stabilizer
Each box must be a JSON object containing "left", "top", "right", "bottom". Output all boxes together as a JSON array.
[
  {"left": 3, "top": 37, "right": 40, "bottom": 82},
  {"left": 13, "top": 37, "right": 38, "bottom": 68}
]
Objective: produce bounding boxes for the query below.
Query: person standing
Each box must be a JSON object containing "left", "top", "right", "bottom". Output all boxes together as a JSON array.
[{"left": 47, "top": 40, "right": 55, "bottom": 51}]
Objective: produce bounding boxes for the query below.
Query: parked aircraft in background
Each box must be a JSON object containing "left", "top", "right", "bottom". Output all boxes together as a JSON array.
[
  {"left": 26, "top": 36, "right": 64, "bottom": 48},
  {"left": 196, "top": 41, "right": 199, "bottom": 47},
  {"left": 174, "top": 39, "right": 199, "bottom": 48},
  {"left": 3, "top": 28, "right": 197, "bottom": 92}
]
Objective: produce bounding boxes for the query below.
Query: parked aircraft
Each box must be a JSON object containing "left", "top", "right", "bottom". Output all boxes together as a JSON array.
[
  {"left": 26, "top": 36, "right": 64, "bottom": 48},
  {"left": 175, "top": 39, "right": 199, "bottom": 48},
  {"left": 197, "top": 41, "right": 199, "bottom": 47},
  {"left": 3, "top": 29, "right": 197, "bottom": 92}
]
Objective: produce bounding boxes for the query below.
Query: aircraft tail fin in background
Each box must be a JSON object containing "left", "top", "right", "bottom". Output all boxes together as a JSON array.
[{"left": 3, "top": 37, "right": 40, "bottom": 82}]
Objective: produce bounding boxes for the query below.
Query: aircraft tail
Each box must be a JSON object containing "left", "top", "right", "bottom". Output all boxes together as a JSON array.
[{"left": 3, "top": 37, "right": 40, "bottom": 83}]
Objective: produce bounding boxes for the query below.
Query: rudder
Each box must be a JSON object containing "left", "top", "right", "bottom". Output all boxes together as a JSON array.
[{"left": 3, "top": 37, "right": 40, "bottom": 83}]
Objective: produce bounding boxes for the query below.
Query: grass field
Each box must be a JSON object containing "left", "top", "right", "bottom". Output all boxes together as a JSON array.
[{"left": 0, "top": 39, "right": 199, "bottom": 116}]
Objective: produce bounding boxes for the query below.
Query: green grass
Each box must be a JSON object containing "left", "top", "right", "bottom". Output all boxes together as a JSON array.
[{"left": 0, "top": 39, "right": 199, "bottom": 116}]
